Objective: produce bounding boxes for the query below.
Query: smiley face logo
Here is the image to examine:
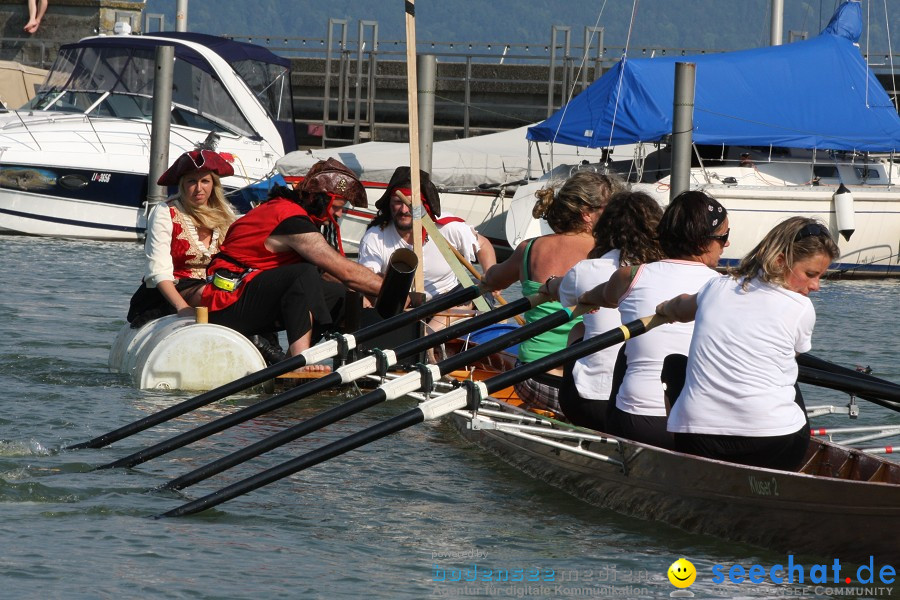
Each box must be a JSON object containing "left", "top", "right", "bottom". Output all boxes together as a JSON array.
[{"left": 667, "top": 558, "right": 696, "bottom": 588}]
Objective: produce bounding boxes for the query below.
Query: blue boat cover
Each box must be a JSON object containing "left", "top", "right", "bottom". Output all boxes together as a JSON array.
[{"left": 527, "top": 1, "right": 900, "bottom": 152}]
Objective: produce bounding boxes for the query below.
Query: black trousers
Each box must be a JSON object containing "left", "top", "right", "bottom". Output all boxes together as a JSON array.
[
  {"left": 209, "top": 263, "right": 346, "bottom": 345},
  {"left": 558, "top": 342, "right": 610, "bottom": 432}
]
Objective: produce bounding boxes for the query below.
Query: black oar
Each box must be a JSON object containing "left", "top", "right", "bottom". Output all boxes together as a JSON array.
[
  {"left": 798, "top": 365, "right": 900, "bottom": 413},
  {"left": 155, "top": 314, "right": 665, "bottom": 518},
  {"left": 66, "top": 285, "right": 480, "bottom": 451},
  {"left": 159, "top": 297, "right": 552, "bottom": 490},
  {"left": 100, "top": 294, "right": 543, "bottom": 471},
  {"left": 798, "top": 353, "right": 900, "bottom": 401}
]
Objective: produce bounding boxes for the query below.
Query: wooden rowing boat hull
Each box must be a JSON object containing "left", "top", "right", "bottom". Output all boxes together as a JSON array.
[{"left": 449, "top": 400, "right": 900, "bottom": 563}]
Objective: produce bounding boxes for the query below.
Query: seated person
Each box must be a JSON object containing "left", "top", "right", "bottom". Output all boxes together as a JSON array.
[
  {"left": 358, "top": 167, "right": 496, "bottom": 359},
  {"left": 127, "top": 149, "right": 237, "bottom": 328},
  {"left": 480, "top": 170, "right": 624, "bottom": 414},
  {"left": 358, "top": 166, "right": 496, "bottom": 302},
  {"left": 658, "top": 217, "right": 839, "bottom": 471},
  {"left": 542, "top": 190, "right": 664, "bottom": 431},
  {"left": 578, "top": 191, "right": 729, "bottom": 449},
  {"left": 203, "top": 158, "right": 384, "bottom": 364}
]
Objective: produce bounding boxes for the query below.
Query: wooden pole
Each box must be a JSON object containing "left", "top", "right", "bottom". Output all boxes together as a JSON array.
[{"left": 404, "top": 0, "right": 424, "bottom": 295}]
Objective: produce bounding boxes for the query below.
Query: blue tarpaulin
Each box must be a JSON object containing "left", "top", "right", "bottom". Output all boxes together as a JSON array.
[{"left": 527, "top": 1, "right": 900, "bottom": 152}]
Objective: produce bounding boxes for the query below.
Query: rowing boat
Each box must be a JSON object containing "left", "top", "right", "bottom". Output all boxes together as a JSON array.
[{"left": 448, "top": 397, "right": 900, "bottom": 564}]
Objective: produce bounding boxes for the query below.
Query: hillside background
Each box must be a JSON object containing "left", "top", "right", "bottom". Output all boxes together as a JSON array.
[{"left": 144, "top": 0, "right": 900, "bottom": 54}]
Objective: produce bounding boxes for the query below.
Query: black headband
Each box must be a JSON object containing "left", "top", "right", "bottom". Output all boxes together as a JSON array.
[
  {"left": 705, "top": 197, "right": 726, "bottom": 233},
  {"left": 795, "top": 222, "right": 831, "bottom": 242}
]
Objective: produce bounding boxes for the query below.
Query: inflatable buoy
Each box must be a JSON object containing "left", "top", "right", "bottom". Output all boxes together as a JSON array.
[{"left": 833, "top": 183, "right": 855, "bottom": 241}]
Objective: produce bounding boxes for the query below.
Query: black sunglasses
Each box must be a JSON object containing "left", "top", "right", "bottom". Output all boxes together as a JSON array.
[
  {"left": 794, "top": 223, "right": 831, "bottom": 241},
  {"left": 707, "top": 228, "right": 730, "bottom": 243}
]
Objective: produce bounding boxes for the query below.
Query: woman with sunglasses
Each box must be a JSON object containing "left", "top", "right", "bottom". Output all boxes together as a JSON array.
[
  {"left": 127, "top": 149, "right": 237, "bottom": 328},
  {"left": 577, "top": 190, "right": 730, "bottom": 448},
  {"left": 657, "top": 217, "right": 839, "bottom": 470}
]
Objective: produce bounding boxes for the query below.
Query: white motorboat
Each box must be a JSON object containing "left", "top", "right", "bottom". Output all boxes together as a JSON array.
[{"left": 0, "top": 31, "right": 294, "bottom": 241}]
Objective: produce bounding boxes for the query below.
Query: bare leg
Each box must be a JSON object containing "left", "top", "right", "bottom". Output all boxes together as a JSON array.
[
  {"left": 24, "top": 0, "right": 47, "bottom": 34},
  {"left": 288, "top": 312, "right": 330, "bottom": 372}
]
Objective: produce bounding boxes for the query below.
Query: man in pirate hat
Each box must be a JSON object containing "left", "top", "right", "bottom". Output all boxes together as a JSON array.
[
  {"left": 202, "top": 158, "right": 383, "bottom": 365},
  {"left": 358, "top": 166, "right": 496, "bottom": 301}
]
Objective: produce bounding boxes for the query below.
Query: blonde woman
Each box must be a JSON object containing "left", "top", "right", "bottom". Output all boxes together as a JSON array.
[
  {"left": 481, "top": 170, "right": 624, "bottom": 414},
  {"left": 127, "top": 149, "right": 237, "bottom": 327},
  {"left": 658, "top": 217, "right": 840, "bottom": 470}
]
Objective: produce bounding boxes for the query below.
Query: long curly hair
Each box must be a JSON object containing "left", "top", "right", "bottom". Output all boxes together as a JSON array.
[
  {"left": 177, "top": 172, "right": 237, "bottom": 239},
  {"left": 589, "top": 190, "right": 664, "bottom": 265},
  {"left": 532, "top": 171, "right": 624, "bottom": 234},
  {"left": 731, "top": 216, "right": 840, "bottom": 289}
]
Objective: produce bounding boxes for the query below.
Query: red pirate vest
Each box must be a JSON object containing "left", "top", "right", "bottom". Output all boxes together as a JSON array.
[
  {"left": 168, "top": 203, "right": 218, "bottom": 281},
  {"left": 202, "top": 197, "right": 311, "bottom": 312}
]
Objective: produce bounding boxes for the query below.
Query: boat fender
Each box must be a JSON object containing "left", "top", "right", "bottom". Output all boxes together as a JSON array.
[{"left": 833, "top": 183, "right": 855, "bottom": 241}]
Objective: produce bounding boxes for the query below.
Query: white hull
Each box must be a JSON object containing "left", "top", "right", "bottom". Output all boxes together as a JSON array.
[{"left": 0, "top": 33, "right": 292, "bottom": 241}]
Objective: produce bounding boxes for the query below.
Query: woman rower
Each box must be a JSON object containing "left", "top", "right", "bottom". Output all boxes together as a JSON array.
[
  {"left": 657, "top": 217, "right": 839, "bottom": 470},
  {"left": 541, "top": 190, "right": 664, "bottom": 430},
  {"left": 577, "top": 190, "right": 729, "bottom": 449},
  {"left": 127, "top": 149, "right": 237, "bottom": 328},
  {"left": 480, "top": 170, "right": 624, "bottom": 414}
]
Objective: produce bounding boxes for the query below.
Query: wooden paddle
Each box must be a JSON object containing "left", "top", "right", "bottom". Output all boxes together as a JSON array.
[
  {"left": 66, "top": 285, "right": 481, "bottom": 451},
  {"left": 154, "top": 313, "right": 665, "bottom": 518},
  {"left": 98, "top": 294, "right": 547, "bottom": 472}
]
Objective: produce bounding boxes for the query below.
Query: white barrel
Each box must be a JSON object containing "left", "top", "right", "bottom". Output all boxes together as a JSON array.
[
  {"left": 833, "top": 183, "right": 855, "bottom": 241},
  {"left": 109, "top": 317, "right": 267, "bottom": 390},
  {"left": 109, "top": 315, "right": 184, "bottom": 373}
]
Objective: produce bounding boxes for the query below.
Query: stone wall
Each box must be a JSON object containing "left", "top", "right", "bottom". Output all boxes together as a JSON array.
[{"left": 0, "top": 0, "right": 143, "bottom": 67}]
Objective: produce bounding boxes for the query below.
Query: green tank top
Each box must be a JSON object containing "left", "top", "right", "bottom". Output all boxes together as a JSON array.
[{"left": 517, "top": 239, "right": 582, "bottom": 364}]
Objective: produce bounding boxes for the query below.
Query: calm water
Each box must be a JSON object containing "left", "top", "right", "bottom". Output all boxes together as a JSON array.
[{"left": 0, "top": 236, "right": 898, "bottom": 600}]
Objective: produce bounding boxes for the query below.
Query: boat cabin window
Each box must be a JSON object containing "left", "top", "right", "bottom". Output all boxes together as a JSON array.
[
  {"left": 28, "top": 44, "right": 257, "bottom": 138},
  {"left": 813, "top": 165, "right": 839, "bottom": 179},
  {"left": 854, "top": 166, "right": 880, "bottom": 180}
]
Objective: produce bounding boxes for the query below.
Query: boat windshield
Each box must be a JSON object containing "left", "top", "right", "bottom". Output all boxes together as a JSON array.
[{"left": 24, "top": 44, "right": 256, "bottom": 138}]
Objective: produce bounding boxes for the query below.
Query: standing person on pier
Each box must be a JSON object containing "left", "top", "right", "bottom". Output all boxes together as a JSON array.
[{"left": 480, "top": 170, "right": 624, "bottom": 414}]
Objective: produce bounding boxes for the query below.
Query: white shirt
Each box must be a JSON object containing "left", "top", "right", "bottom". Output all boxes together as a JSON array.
[
  {"left": 668, "top": 276, "right": 813, "bottom": 437},
  {"left": 616, "top": 260, "right": 722, "bottom": 416},
  {"left": 558, "top": 250, "right": 623, "bottom": 400},
  {"left": 144, "top": 200, "right": 220, "bottom": 288},
  {"left": 357, "top": 213, "right": 480, "bottom": 300}
]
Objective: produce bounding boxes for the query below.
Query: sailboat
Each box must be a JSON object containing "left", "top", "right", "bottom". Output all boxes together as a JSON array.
[
  {"left": 0, "top": 31, "right": 294, "bottom": 241},
  {"left": 513, "top": 0, "right": 900, "bottom": 277}
]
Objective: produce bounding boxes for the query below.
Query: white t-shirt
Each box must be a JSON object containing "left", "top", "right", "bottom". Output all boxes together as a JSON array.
[
  {"left": 616, "top": 260, "right": 722, "bottom": 416},
  {"left": 668, "top": 276, "right": 813, "bottom": 437},
  {"left": 558, "top": 250, "right": 623, "bottom": 400},
  {"left": 357, "top": 213, "right": 480, "bottom": 300}
]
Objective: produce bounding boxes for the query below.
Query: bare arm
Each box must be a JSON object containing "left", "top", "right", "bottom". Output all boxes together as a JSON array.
[
  {"left": 656, "top": 293, "right": 698, "bottom": 323},
  {"left": 268, "top": 232, "right": 383, "bottom": 297},
  {"left": 578, "top": 265, "right": 632, "bottom": 308},
  {"left": 480, "top": 240, "right": 526, "bottom": 291},
  {"left": 474, "top": 233, "right": 497, "bottom": 273},
  {"left": 156, "top": 280, "right": 194, "bottom": 316}
]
